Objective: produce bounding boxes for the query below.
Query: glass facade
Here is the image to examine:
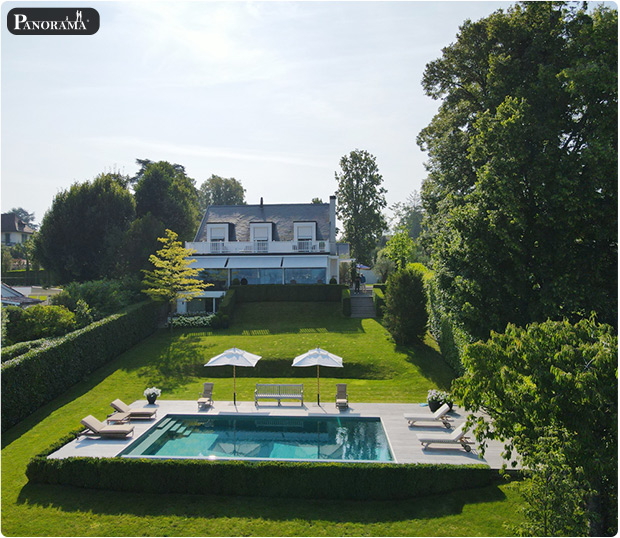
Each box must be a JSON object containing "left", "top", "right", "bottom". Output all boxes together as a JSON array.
[
  {"left": 284, "top": 268, "right": 326, "bottom": 284},
  {"left": 198, "top": 269, "right": 228, "bottom": 291}
]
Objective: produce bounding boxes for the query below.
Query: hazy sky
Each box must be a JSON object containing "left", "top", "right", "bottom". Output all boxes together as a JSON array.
[{"left": 2, "top": 1, "right": 514, "bottom": 225}]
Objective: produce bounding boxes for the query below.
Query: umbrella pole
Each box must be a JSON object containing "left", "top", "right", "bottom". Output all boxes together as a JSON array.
[
  {"left": 317, "top": 364, "right": 320, "bottom": 406},
  {"left": 233, "top": 365, "right": 237, "bottom": 406}
]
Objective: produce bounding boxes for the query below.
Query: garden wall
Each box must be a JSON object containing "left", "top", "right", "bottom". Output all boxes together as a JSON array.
[
  {"left": 1, "top": 301, "right": 161, "bottom": 431},
  {"left": 27, "top": 433, "right": 498, "bottom": 500}
]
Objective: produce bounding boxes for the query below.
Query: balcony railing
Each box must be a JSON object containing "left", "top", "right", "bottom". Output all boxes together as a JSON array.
[{"left": 186, "top": 240, "right": 330, "bottom": 255}]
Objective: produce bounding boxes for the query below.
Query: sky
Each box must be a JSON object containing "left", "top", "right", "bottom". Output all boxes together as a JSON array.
[{"left": 2, "top": 0, "right": 516, "bottom": 226}]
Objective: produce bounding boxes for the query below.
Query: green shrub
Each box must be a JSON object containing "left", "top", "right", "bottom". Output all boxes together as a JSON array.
[
  {"left": 373, "top": 288, "right": 386, "bottom": 319},
  {"left": 168, "top": 314, "right": 216, "bottom": 328},
  {"left": 27, "top": 437, "right": 497, "bottom": 500},
  {"left": 218, "top": 288, "right": 237, "bottom": 319},
  {"left": 341, "top": 288, "right": 351, "bottom": 317},
  {"left": 1, "top": 301, "right": 161, "bottom": 431},
  {"left": 50, "top": 277, "right": 142, "bottom": 320},
  {"left": 383, "top": 266, "right": 428, "bottom": 344},
  {"left": 5, "top": 304, "right": 76, "bottom": 344}
]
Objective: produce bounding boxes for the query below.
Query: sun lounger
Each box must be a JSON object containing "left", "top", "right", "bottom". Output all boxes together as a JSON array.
[
  {"left": 404, "top": 402, "right": 452, "bottom": 428},
  {"left": 110, "top": 399, "right": 157, "bottom": 419},
  {"left": 415, "top": 423, "right": 472, "bottom": 452},
  {"left": 198, "top": 382, "right": 214, "bottom": 410},
  {"left": 80, "top": 415, "right": 134, "bottom": 438},
  {"left": 335, "top": 383, "right": 349, "bottom": 409}
]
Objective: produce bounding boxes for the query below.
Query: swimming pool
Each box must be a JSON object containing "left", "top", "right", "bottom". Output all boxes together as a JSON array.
[{"left": 118, "top": 414, "right": 394, "bottom": 462}]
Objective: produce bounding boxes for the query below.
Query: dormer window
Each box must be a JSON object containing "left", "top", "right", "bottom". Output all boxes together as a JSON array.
[
  {"left": 207, "top": 224, "right": 228, "bottom": 242},
  {"left": 250, "top": 223, "right": 271, "bottom": 254},
  {"left": 294, "top": 222, "right": 316, "bottom": 241}
]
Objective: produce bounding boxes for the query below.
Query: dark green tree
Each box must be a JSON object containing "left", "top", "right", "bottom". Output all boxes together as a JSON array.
[
  {"left": 198, "top": 175, "right": 246, "bottom": 212},
  {"left": 452, "top": 317, "right": 617, "bottom": 536},
  {"left": 116, "top": 213, "right": 166, "bottom": 277},
  {"left": 9, "top": 207, "right": 37, "bottom": 229},
  {"left": 418, "top": 3, "right": 618, "bottom": 340},
  {"left": 133, "top": 161, "right": 199, "bottom": 240},
  {"left": 335, "top": 149, "right": 387, "bottom": 264},
  {"left": 34, "top": 174, "right": 136, "bottom": 282},
  {"left": 383, "top": 265, "right": 428, "bottom": 344},
  {"left": 311, "top": 197, "right": 324, "bottom": 204}
]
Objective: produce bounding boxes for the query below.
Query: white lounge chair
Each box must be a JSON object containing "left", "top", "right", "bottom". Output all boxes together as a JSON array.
[
  {"left": 111, "top": 399, "right": 157, "bottom": 419},
  {"left": 404, "top": 402, "right": 452, "bottom": 428},
  {"left": 335, "top": 384, "right": 349, "bottom": 409},
  {"left": 197, "top": 382, "right": 214, "bottom": 410},
  {"left": 80, "top": 415, "right": 134, "bottom": 438},
  {"left": 415, "top": 423, "right": 473, "bottom": 452}
]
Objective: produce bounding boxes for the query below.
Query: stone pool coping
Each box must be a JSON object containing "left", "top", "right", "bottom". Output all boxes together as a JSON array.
[{"left": 48, "top": 399, "right": 516, "bottom": 469}]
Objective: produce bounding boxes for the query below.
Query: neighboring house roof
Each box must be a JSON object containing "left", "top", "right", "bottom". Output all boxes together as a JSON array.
[
  {"left": 1, "top": 213, "right": 35, "bottom": 235},
  {"left": 195, "top": 203, "right": 331, "bottom": 242},
  {"left": 1, "top": 282, "right": 42, "bottom": 307}
]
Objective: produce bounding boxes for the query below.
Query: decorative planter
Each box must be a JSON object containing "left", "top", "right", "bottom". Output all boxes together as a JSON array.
[
  {"left": 428, "top": 401, "right": 453, "bottom": 412},
  {"left": 146, "top": 394, "right": 157, "bottom": 405},
  {"left": 428, "top": 400, "right": 441, "bottom": 412}
]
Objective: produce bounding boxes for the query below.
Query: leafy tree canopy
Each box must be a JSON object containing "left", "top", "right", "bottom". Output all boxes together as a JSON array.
[
  {"left": 418, "top": 2, "right": 618, "bottom": 340},
  {"left": 133, "top": 160, "right": 199, "bottom": 240},
  {"left": 311, "top": 197, "right": 324, "bottom": 204},
  {"left": 9, "top": 207, "right": 37, "bottom": 229},
  {"left": 389, "top": 191, "right": 424, "bottom": 241},
  {"left": 142, "top": 229, "right": 211, "bottom": 309},
  {"left": 198, "top": 175, "right": 246, "bottom": 212},
  {"left": 383, "top": 229, "right": 415, "bottom": 271},
  {"left": 452, "top": 316, "right": 617, "bottom": 535},
  {"left": 335, "top": 149, "right": 388, "bottom": 264},
  {"left": 34, "top": 173, "right": 135, "bottom": 283}
]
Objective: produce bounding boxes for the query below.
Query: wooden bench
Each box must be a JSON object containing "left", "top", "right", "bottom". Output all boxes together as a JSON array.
[{"left": 255, "top": 383, "right": 304, "bottom": 406}]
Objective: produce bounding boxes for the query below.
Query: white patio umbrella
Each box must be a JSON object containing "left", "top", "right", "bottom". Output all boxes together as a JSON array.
[
  {"left": 205, "top": 347, "right": 261, "bottom": 405},
  {"left": 292, "top": 347, "right": 343, "bottom": 405}
]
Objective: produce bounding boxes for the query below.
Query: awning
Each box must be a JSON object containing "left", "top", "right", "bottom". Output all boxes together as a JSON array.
[
  {"left": 227, "top": 256, "right": 283, "bottom": 269},
  {"left": 190, "top": 257, "right": 228, "bottom": 269},
  {"left": 282, "top": 256, "right": 328, "bottom": 268}
]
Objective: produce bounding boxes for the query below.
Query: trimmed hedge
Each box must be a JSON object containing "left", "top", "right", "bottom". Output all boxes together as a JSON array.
[
  {"left": 373, "top": 288, "right": 386, "bottom": 319},
  {"left": 231, "top": 284, "right": 346, "bottom": 303},
  {"left": 1, "top": 301, "right": 161, "bottom": 431},
  {"left": 2, "top": 268, "right": 52, "bottom": 286},
  {"left": 1, "top": 337, "right": 51, "bottom": 363},
  {"left": 341, "top": 288, "right": 351, "bottom": 317},
  {"left": 27, "top": 433, "right": 497, "bottom": 500},
  {"left": 424, "top": 272, "right": 472, "bottom": 374}
]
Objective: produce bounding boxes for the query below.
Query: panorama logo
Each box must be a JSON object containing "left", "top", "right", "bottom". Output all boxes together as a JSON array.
[{"left": 8, "top": 7, "right": 99, "bottom": 35}]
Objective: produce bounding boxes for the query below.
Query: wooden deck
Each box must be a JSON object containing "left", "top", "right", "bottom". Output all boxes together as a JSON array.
[{"left": 49, "top": 400, "right": 518, "bottom": 469}]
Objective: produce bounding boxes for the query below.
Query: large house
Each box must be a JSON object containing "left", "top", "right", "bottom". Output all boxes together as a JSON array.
[
  {"left": 178, "top": 196, "right": 348, "bottom": 313},
  {"left": 1, "top": 213, "right": 35, "bottom": 247}
]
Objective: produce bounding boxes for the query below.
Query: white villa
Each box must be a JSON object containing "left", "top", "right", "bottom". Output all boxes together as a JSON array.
[{"left": 178, "top": 196, "right": 348, "bottom": 313}]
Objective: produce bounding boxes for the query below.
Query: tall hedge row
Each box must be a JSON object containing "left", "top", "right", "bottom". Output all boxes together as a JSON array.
[
  {"left": 231, "top": 284, "right": 346, "bottom": 303},
  {"left": 27, "top": 433, "right": 497, "bottom": 500},
  {"left": 1, "top": 301, "right": 161, "bottom": 431},
  {"left": 424, "top": 272, "right": 472, "bottom": 374},
  {"left": 341, "top": 288, "right": 351, "bottom": 317}
]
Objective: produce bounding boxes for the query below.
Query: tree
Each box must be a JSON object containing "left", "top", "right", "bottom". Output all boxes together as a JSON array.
[
  {"left": 335, "top": 149, "right": 388, "bottom": 264},
  {"left": 311, "top": 197, "right": 324, "bottom": 204},
  {"left": 383, "top": 265, "right": 428, "bottom": 344},
  {"left": 372, "top": 249, "right": 396, "bottom": 283},
  {"left": 9, "top": 207, "right": 37, "bottom": 229},
  {"left": 383, "top": 229, "right": 415, "bottom": 270},
  {"left": 116, "top": 213, "right": 166, "bottom": 277},
  {"left": 452, "top": 317, "right": 617, "bottom": 535},
  {"left": 198, "top": 175, "right": 246, "bottom": 212},
  {"left": 418, "top": 3, "right": 618, "bottom": 340},
  {"left": 390, "top": 191, "right": 424, "bottom": 241},
  {"left": 133, "top": 160, "right": 199, "bottom": 240},
  {"left": 142, "top": 229, "right": 211, "bottom": 313},
  {"left": 34, "top": 174, "right": 136, "bottom": 282}
]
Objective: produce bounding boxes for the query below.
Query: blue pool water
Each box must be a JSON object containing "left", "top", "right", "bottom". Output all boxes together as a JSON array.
[{"left": 118, "top": 414, "right": 394, "bottom": 462}]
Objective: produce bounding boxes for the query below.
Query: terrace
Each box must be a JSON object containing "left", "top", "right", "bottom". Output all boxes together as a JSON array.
[{"left": 49, "top": 399, "right": 513, "bottom": 468}]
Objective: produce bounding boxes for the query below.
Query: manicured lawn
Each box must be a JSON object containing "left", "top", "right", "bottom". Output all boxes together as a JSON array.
[{"left": 1, "top": 302, "right": 524, "bottom": 536}]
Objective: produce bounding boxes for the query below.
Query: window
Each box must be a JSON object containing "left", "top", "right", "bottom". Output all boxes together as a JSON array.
[
  {"left": 284, "top": 268, "right": 326, "bottom": 284},
  {"left": 231, "top": 268, "right": 282, "bottom": 285}
]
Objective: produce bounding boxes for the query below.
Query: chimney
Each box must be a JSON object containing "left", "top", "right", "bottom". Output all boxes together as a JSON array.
[
  {"left": 329, "top": 195, "right": 336, "bottom": 255},
  {"left": 260, "top": 197, "right": 263, "bottom": 207}
]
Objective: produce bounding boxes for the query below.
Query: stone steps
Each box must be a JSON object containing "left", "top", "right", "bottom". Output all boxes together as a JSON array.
[{"left": 350, "top": 294, "right": 376, "bottom": 319}]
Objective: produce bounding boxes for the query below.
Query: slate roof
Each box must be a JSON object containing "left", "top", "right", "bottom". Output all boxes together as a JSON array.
[
  {"left": 1, "top": 283, "right": 42, "bottom": 307},
  {"left": 195, "top": 203, "right": 331, "bottom": 242},
  {"left": 1, "top": 213, "right": 35, "bottom": 234}
]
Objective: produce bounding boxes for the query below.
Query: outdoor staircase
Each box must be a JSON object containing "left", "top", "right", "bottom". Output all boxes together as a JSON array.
[{"left": 350, "top": 290, "right": 376, "bottom": 318}]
